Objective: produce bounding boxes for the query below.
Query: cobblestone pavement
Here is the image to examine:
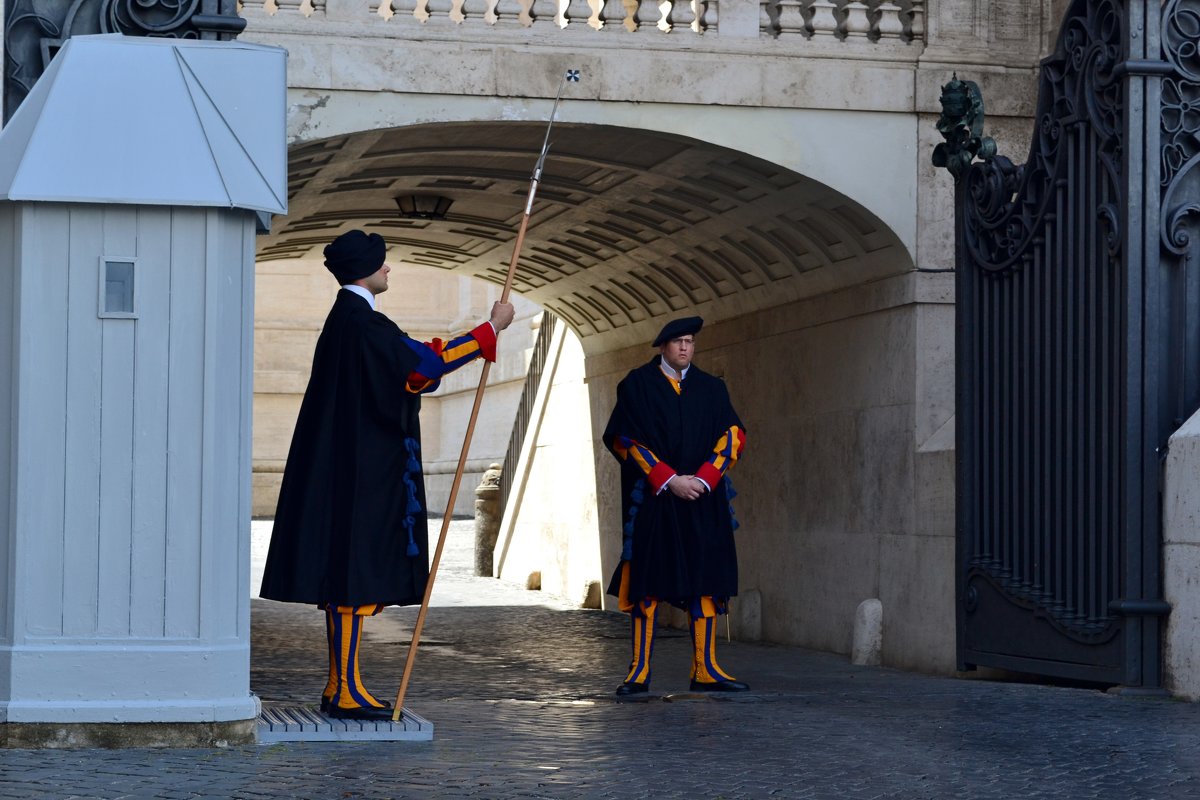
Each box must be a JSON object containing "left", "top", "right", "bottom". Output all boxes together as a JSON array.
[{"left": 4, "top": 520, "right": 1200, "bottom": 799}]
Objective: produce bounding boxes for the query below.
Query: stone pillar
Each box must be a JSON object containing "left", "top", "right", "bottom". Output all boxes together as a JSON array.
[
  {"left": 1164, "top": 409, "right": 1200, "bottom": 699},
  {"left": 474, "top": 463, "right": 503, "bottom": 576}
]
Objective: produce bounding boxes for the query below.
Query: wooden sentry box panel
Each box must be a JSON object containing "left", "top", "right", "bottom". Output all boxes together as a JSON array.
[{"left": 0, "top": 201, "right": 258, "bottom": 723}]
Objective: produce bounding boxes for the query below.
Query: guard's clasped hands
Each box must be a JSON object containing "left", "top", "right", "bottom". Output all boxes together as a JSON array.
[{"left": 668, "top": 475, "right": 707, "bottom": 501}]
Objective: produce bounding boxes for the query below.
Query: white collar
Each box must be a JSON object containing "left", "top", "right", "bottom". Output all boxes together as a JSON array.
[
  {"left": 659, "top": 357, "right": 690, "bottom": 381},
  {"left": 343, "top": 284, "right": 376, "bottom": 310}
]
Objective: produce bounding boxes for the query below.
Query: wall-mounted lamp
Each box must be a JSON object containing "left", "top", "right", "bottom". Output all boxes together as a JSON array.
[{"left": 395, "top": 195, "right": 453, "bottom": 220}]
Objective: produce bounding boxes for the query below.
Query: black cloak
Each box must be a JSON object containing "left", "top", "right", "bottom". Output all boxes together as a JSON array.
[
  {"left": 603, "top": 357, "right": 744, "bottom": 603},
  {"left": 260, "top": 290, "right": 431, "bottom": 607}
]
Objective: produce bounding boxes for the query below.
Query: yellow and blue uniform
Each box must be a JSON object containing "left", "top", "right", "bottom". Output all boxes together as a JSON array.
[
  {"left": 611, "top": 423, "right": 745, "bottom": 496},
  {"left": 317, "top": 325, "right": 497, "bottom": 714},
  {"left": 261, "top": 288, "right": 500, "bottom": 717},
  {"left": 603, "top": 355, "right": 748, "bottom": 692},
  {"left": 612, "top": 426, "right": 746, "bottom": 688},
  {"left": 404, "top": 326, "right": 496, "bottom": 394}
]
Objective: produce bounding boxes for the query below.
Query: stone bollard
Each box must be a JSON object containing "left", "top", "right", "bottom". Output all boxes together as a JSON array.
[
  {"left": 474, "top": 463, "right": 503, "bottom": 577},
  {"left": 851, "top": 598, "right": 884, "bottom": 666}
]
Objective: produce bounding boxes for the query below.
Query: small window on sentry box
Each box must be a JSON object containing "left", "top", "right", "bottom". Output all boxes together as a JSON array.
[{"left": 99, "top": 258, "right": 137, "bottom": 318}]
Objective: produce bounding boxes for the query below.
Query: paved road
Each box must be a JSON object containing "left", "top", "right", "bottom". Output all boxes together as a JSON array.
[{"left": 3, "top": 520, "right": 1200, "bottom": 799}]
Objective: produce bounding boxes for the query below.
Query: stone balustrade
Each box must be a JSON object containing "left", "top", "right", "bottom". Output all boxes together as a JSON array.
[
  {"left": 240, "top": 0, "right": 924, "bottom": 43},
  {"left": 762, "top": 0, "right": 921, "bottom": 40}
]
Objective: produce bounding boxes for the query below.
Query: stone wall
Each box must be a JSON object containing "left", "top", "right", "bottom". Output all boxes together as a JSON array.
[
  {"left": 494, "top": 323, "right": 603, "bottom": 606},
  {"left": 1164, "top": 409, "right": 1200, "bottom": 699}
]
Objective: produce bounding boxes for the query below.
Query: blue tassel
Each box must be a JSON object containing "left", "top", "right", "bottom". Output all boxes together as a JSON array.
[
  {"left": 621, "top": 477, "right": 645, "bottom": 563},
  {"left": 402, "top": 472, "right": 423, "bottom": 516},
  {"left": 403, "top": 516, "right": 420, "bottom": 557},
  {"left": 725, "top": 476, "right": 739, "bottom": 533},
  {"left": 404, "top": 438, "right": 422, "bottom": 473}
]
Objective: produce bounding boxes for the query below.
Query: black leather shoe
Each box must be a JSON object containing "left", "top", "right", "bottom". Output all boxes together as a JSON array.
[
  {"left": 689, "top": 679, "right": 750, "bottom": 692},
  {"left": 326, "top": 704, "right": 395, "bottom": 721},
  {"left": 615, "top": 681, "right": 649, "bottom": 697},
  {"left": 322, "top": 696, "right": 390, "bottom": 713}
]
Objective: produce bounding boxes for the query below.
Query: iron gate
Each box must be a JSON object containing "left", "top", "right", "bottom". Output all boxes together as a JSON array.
[
  {"left": 938, "top": 0, "right": 1200, "bottom": 688},
  {"left": 3, "top": 0, "right": 244, "bottom": 123}
]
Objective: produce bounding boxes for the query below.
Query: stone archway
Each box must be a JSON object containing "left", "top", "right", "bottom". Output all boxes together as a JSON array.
[
  {"left": 258, "top": 121, "right": 913, "bottom": 352},
  {"left": 257, "top": 121, "right": 959, "bottom": 674}
]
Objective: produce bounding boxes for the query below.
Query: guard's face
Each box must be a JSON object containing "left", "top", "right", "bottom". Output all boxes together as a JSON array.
[
  {"left": 362, "top": 263, "right": 390, "bottom": 295},
  {"left": 660, "top": 335, "right": 695, "bottom": 372}
]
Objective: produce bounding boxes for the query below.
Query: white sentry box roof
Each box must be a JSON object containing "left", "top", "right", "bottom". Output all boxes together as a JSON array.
[{"left": 0, "top": 34, "right": 287, "bottom": 215}]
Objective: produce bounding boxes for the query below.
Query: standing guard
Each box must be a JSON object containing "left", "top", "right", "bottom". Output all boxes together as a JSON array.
[
  {"left": 259, "top": 229, "right": 514, "bottom": 720},
  {"left": 603, "top": 316, "right": 749, "bottom": 697}
]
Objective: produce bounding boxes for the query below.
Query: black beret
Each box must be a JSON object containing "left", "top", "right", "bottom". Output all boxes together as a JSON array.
[
  {"left": 324, "top": 230, "right": 386, "bottom": 284},
  {"left": 652, "top": 316, "right": 704, "bottom": 347}
]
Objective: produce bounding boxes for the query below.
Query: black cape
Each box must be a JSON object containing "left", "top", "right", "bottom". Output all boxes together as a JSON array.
[
  {"left": 603, "top": 357, "right": 744, "bottom": 603},
  {"left": 260, "top": 290, "right": 431, "bottom": 607}
]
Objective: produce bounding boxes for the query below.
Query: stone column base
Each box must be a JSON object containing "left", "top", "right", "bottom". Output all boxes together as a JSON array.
[{"left": 0, "top": 719, "right": 257, "bottom": 749}]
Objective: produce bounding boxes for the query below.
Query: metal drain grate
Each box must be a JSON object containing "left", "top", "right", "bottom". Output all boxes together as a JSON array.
[{"left": 257, "top": 703, "right": 433, "bottom": 743}]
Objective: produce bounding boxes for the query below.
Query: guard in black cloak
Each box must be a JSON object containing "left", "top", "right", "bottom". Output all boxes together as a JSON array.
[
  {"left": 260, "top": 229, "right": 515, "bottom": 720},
  {"left": 603, "top": 316, "right": 749, "bottom": 697}
]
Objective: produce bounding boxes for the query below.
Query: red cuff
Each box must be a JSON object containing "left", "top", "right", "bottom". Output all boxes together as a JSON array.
[
  {"left": 695, "top": 461, "right": 723, "bottom": 490},
  {"left": 648, "top": 462, "right": 676, "bottom": 494},
  {"left": 471, "top": 321, "right": 498, "bottom": 362},
  {"left": 406, "top": 373, "right": 435, "bottom": 393}
]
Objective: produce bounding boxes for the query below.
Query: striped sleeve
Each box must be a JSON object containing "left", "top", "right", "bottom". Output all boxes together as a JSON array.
[
  {"left": 694, "top": 425, "right": 746, "bottom": 489},
  {"left": 612, "top": 435, "right": 676, "bottom": 493},
  {"left": 405, "top": 321, "right": 498, "bottom": 394}
]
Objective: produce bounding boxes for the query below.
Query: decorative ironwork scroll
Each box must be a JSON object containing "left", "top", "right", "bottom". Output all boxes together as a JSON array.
[
  {"left": 3, "top": 0, "right": 245, "bottom": 122},
  {"left": 1161, "top": 0, "right": 1200, "bottom": 259},
  {"left": 1158, "top": 0, "right": 1200, "bottom": 473},
  {"left": 937, "top": 0, "right": 1197, "bottom": 689}
]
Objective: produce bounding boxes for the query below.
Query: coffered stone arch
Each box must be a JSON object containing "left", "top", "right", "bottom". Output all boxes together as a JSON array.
[
  {"left": 257, "top": 114, "right": 954, "bottom": 675},
  {"left": 260, "top": 119, "right": 914, "bottom": 353}
]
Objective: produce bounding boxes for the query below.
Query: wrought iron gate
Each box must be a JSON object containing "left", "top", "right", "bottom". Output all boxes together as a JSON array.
[
  {"left": 938, "top": 0, "right": 1200, "bottom": 688},
  {"left": 3, "top": 0, "right": 244, "bottom": 123}
]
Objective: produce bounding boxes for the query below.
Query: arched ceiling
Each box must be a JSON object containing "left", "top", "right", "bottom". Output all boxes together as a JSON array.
[{"left": 259, "top": 122, "right": 912, "bottom": 352}]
